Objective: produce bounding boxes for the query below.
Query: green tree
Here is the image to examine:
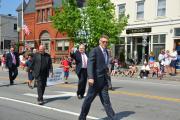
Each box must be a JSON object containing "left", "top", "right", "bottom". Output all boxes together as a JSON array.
[
  {"left": 51, "top": 0, "right": 82, "bottom": 43},
  {"left": 51, "top": 0, "right": 128, "bottom": 50},
  {"left": 85, "top": 0, "right": 128, "bottom": 49}
]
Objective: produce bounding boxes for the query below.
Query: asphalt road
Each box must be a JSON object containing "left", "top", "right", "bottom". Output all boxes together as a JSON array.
[{"left": 0, "top": 68, "right": 180, "bottom": 120}]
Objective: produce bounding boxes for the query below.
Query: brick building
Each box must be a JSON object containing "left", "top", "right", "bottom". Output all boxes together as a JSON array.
[{"left": 16, "top": 0, "right": 83, "bottom": 61}]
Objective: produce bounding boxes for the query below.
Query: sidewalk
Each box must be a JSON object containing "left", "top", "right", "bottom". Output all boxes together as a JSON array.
[{"left": 17, "top": 63, "right": 180, "bottom": 82}]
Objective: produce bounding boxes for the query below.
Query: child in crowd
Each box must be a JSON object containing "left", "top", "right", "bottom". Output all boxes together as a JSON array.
[{"left": 61, "top": 56, "right": 70, "bottom": 84}]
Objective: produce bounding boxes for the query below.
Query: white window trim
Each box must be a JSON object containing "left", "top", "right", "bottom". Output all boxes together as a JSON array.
[
  {"left": 156, "top": 0, "right": 166, "bottom": 17},
  {"left": 136, "top": 1, "right": 144, "bottom": 20}
]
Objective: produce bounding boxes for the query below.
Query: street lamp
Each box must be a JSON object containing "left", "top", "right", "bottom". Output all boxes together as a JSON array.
[
  {"left": 142, "top": 34, "right": 147, "bottom": 64},
  {"left": 17, "top": 27, "right": 21, "bottom": 52}
]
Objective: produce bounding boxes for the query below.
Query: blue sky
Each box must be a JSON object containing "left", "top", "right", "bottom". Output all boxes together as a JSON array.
[{"left": 0, "top": 0, "right": 29, "bottom": 16}]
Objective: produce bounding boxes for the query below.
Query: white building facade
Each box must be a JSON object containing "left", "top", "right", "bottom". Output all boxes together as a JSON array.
[
  {"left": 111, "top": 0, "right": 180, "bottom": 64},
  {"left": 0, "top": 14, "right": 18, "bottom": 54}
]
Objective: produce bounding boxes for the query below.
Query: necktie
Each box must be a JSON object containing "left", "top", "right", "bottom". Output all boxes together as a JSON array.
[
  {"left": 103, "top": 49, "right": 107, "bottom": 64},
  {"left": 12, "top": 53, "right": 16, "bottom": 65},
  {"left": 82, "top": 53, "right": 87, "bottom": 68}
]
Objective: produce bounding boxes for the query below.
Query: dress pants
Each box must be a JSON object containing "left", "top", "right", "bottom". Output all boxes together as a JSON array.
[
  {"left": 107, "top": 75, "right": 112, "bottom": 89},
  {"left": 8, "top": 66, "right": 18, "bottom": 84},
  {"left": 79, "top": 84, "right": 115, "bottom": 120},
  {"left": 77, "top": 68, "right": 87, "bottom": 97},
  {"left": 36, "top": 76, "right": 47, "bottom": 101}
]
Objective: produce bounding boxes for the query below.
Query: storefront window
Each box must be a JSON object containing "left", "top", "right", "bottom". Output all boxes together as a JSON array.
[
  {"left": 160, "top": 34, "right": 165, "bottom": 43},
  {"left": 153, "top": 35, "right": 158, "bottom": 43},
  {"left": 127, "top": 37, "right": 131, "bottom": 44},
  {"left": 153, "top": 34, "right": 166, "bottom": 60},
  {"left": 153, "top": 44, "right": 165, "bottom": 60}
]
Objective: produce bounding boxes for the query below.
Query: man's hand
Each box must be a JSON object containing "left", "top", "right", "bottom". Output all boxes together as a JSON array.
[{"left": 88, "top": 79, "right": 94, "bottom": 86}]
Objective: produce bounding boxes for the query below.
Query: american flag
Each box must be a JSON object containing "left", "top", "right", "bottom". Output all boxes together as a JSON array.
[{"left": 23, "top": 24, "right": 30, "bottom": 35}]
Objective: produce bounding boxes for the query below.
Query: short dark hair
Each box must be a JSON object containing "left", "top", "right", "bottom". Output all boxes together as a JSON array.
[{"left": 100, "top": 35, "right": 109, "bottom": 40}]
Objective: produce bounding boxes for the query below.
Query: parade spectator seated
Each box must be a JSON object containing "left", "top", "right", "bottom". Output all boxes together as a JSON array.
[
  {"left": 150, "top": 62, "right": 159, "bottom": 78},
  {"left": 111, "top": 62, "right": 119, "bottom": 76},
  {"left": 139, "top": 61, "right": 150, "bottom": 79},
  {"left": 122, "top": 64, "right": 138, "bottom": 77}
]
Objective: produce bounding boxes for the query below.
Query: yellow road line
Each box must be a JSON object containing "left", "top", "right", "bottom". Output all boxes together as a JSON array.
[
  {"left": 58, "top": 84, "right": 77, "bottom": 88},
  {"left": 0, "top": 76, "right": 22, "bottom": 81},
  {"left": 57, "top": 84, "right": 180, "bottom": 103},
  {"left": 110, "top": 90, "right": 180, "bottom": 103}
]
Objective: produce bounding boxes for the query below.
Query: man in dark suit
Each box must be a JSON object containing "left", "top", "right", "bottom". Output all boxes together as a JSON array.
[
  {"left": 6, "top": 46, "right": 20, "bottom": 85},
  {"left": 70, "top": 44, "right": 88, "bottom": 99},
  {"left": 30, "top": 45, "right": 53, "bottom": 105},
  {"left": 79, "top": 35, "right": 115, "bottom": 120}
]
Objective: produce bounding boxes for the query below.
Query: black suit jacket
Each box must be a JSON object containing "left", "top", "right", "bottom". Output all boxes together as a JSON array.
[
  {"left": 87, "top": 46, "right": 109, "bottom": 89},
  {"left": 70, "top": 50, "right": 88, "bottom": 75},
  {"left": 30, "top": 53, "right": 53, "bottom": 78},
  {"left": 6, "top": 52, "right": 20, "bottom": 68}
]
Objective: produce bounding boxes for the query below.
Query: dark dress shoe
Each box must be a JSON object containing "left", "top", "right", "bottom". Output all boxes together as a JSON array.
[
  {"left": 108, "top": 87, "right": 114, "bottom": 91},
  {"left": 38, "top": 101, "right": 44, "bottom": 105},
  {"left": 10, "top": 82, "right": 14, "bottom": 85},
  {"left": 77, "top": 95, "right": 83, "bottom": 99}
]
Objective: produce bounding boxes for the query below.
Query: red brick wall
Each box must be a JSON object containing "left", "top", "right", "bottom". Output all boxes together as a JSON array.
[{"left": 19, "top": 3, "right": 74, "bottom": 61}]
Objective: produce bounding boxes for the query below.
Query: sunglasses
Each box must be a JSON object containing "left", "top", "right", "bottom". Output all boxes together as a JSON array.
[{"left": 101, "top": 41, "right": 108, "bottom": 43}]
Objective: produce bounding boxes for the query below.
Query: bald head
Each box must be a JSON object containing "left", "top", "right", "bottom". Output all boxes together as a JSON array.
[{"left": 39, "top": 45, "right": 45, "bottom": 54}]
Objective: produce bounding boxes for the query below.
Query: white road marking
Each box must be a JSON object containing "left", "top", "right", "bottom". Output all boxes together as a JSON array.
[
  {"left": 24, "top": 91, "right": 86, "bottom": 99},
  {"left": 0, "top": 96, "right": 99, "bottom": 120}
]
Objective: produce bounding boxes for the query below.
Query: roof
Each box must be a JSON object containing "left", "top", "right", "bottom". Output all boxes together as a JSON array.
[
  {"left": 53, "top": 0, "right": 62, "bottom": 8},
  {"left": 16, "top": 0, "right": 27, "bottom": 12},
  {"left": 24, "top": 0, "right": 36, "bottom": 14},
  {"left": 16, "top": 0, "right": 84, "bottom": 14}
]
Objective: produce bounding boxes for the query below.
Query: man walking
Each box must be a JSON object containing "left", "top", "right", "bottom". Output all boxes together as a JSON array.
[
  {"left": 70, "top": 44, "right": 88, "bottom": 99},
  {"left": 6, "top": 46, "right": 20, "bottom": 85},
  {"left": 30, "top": 45, "right": 53, "bottom": 105},
  {"left": 79, "top": 35, "right": 115, "bottom": 120}
]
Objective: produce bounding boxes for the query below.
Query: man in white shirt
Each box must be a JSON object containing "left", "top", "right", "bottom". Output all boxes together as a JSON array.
[
  {"left": 169, "top": 48, "right": 178, "bottom": 76},
  {"left": 139, "top": 61, "right": 150, "bottom": 78},
  {"left": 70, "top": 44, "right": 88, "bottom": 99}
]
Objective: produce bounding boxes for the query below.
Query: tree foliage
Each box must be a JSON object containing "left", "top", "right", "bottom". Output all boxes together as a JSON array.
[
  {"left": 85, "top": 0, "right": 128, "bottom": 48},
  {"left": 51, "top": 0, "right": 82, "bottom": 42},
  {"left": 51, "top": 0, "right": 128, "bottom": 49}
]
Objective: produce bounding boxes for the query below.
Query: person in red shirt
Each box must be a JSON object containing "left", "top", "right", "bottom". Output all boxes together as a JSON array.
[{"left": 61, "top": 56, "right": 70, "bottom": 84}]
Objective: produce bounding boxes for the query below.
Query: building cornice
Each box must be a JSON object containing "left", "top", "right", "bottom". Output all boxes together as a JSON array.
[{"left": 127, "top": 18, "right": 180, "bottom": 29}]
